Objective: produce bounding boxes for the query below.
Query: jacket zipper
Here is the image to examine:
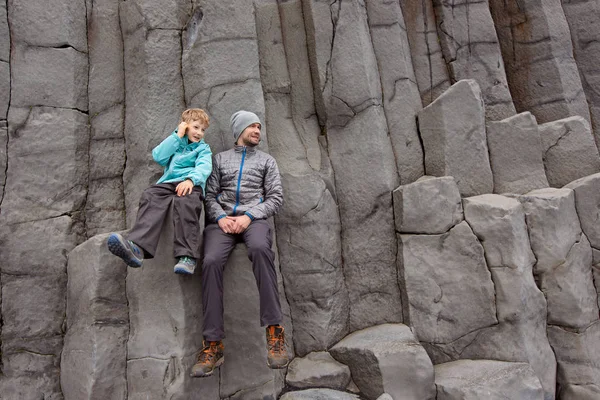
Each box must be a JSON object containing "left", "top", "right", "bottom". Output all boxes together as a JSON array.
[{"left": 233, "top": 148, "right": 247, "bottom": 214}]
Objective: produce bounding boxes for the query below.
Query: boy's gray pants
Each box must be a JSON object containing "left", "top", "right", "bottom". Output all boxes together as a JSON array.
[
  {"left": 127, "top": 182, "right": 204, "bottom": 259},
  {"left": 201, "top": 220, "right": 282, "bottom": 341}
]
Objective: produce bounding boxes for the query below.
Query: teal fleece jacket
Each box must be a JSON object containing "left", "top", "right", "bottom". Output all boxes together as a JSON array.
[{"left": 152, "top": 129, "right": 213, "bottom": 194}]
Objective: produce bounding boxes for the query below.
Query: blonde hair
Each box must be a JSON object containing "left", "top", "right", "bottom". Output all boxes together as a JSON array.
[{"left": 181, "top": 108, "right": 209, "bottom": 127}]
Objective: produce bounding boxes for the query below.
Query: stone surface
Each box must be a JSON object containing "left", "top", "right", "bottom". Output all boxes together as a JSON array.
[
  {"left": 286, "top": 351, "right": 350, "bottom": 390},
  {"left": 399, "top": 222, "right": 497, "bottom": 343},
  {"left": 0, "top": 121, "right": 6, "bottom": 199},
  {"left": 86, "top": 178, "right": 126, "bottom": 238},
  {"left": 393, "top": 176, "right": 463, "bottom": 234},
  {"left": 256, "top": 0, "right": 349, "bottom": 356},
  {"left": 539, "top": 117, "right": 600, "bottom": 187},
  {"left": 61, "top": 233, "right": 128, "bottom": 400},
  {"left": 486, "top": 112, "right": 549, "bottom": 194},
  {"left": 0, "top": 61, "right": 8, "bottom": 120},
  {"left": 489, "top": 0, "right": 591, "bottom": 125},
  {"left": 303, "top": 0, "right": 402, "bottom": 331},
  {"left": 417, "top": 79, "right": 493, "bottom": 197},
  {"left": 561, "top": 0, "right": 600, "bottom": 150},
  {"left": 330, "top": 324, "right": 436, "bottom": 400},
  {"left": 435, "top": 360, "right": 544, "bottom": 399},
  {"left": 565, "top": 173, "right": 600, "bottom": 250},
  {"left": 433, "top": 0, "right": 516, "bottom": 121},
  {"left": 0, "top": 1, "right": 8, "bottom": 62},
  {"left": 400, "top": 0, "right": 451, "bottom": 105},
  {"left": 280, "top": 389, "right": 360, "bottom": 400},
  {"left": 2, "top": 107, "right": 89, "bottom": 224},
  {"left": 366, "top": 0, "right": 424, "bottom": 184},
  {"left": 10, "top": 45, "right": 88, "bottom": 111}
]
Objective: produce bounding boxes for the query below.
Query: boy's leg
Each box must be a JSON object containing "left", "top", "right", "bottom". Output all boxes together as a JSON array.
[
  {"left": 201, "top": 223, "right": 237, "bottom": 341},
  {"left": 241, "top": 220, "right": 282, "bottom": 326},
  {"left": 127, "top": 183, "right": 176, "bottom": 258},
  {"left": 172, "top": 186, "right": 204, "bottom": 259}
]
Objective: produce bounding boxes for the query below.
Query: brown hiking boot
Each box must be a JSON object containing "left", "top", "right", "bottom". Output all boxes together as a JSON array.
[
  {"left": 190, "top": 340, "right": 224, "bottom": 378},
  {"left": 266, "top": 325, "right": 289, "bottom": 369}
]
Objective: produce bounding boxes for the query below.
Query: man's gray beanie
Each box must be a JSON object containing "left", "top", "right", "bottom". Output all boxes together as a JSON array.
[{"left": 230, "top": 110, "right": 261, "bottom": 143}]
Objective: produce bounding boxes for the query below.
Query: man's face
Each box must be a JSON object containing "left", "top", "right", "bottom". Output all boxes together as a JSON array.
[
  {"left": 237, "top": 123, "right": 261, "bottom": 146},
  {"left": 186, "top": 120, "right": 207, "bottom": 143}
]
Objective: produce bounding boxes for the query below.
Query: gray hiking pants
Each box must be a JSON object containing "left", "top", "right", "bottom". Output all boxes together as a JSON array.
[
  {"left": 202, "top": 220, "right": 282, "bottom": 341},
  {"left": 127, "top": 182, "right": 204, "bottom": 259}
]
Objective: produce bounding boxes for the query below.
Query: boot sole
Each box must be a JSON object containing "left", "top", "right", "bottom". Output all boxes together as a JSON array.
[
  {"left": 107, "top": 234, "right": 143, "bottom": 268},
  {"left": 267, "top": 359, "right": 289, "bottom": 369},
  {"left": 190, "top": 356, "right": 224, "bottom": 378}
]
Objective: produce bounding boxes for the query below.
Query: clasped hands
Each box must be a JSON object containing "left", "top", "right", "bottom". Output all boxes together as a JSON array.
[{"left": 218, "top": 215, "right": 252, "bottom": 234}]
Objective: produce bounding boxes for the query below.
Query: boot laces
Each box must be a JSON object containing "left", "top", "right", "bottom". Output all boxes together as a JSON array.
[
  {"left": 268, "top": 329, "right": 284, "bottom": 353},
  {"left": 199, "top": 342, "right": 219, "bottom": 364}
]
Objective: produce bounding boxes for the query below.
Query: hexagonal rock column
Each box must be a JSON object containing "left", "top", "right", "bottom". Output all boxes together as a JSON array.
[
  {"left": 399, "top": 0, "right": 450, "bottom": 106},
  {"left": 302, "top": 0, "right": 402, "bottom": 331},
  {"left": 61, "top": 233, "right": 128, "bottom": 400},
  {"left": 365, "top": 0, "right": 424, "bottom": 184},
  {"left": 435, "top": 360, "right": 544, "bottom": 399},
  {"left": 281, "top": 389, "right": 360, "bottom": 400},
  {"left": 486, "top": 112, "right": 549, "bottom": 194},
  {"left": 329, "top": 324, "right": 436, "bottom": 400},
  {"left": 561, "top": 0, "right": 600, "bottom": 151},
  {"left": 461, "top": 194, "right": 556, "bottom": 399},
  {"left": 432, "top": 0, "right": 516, "bottom": 121},
  {"left": 398, "top": 222, "right": 497, "bottom": 347},
  {"left": 539, "top": 117, "right": 600, "bottom": 188},
  {"left": 488, "top": 0, "right": 591, "bottom": 126},
  {"left": 417, "top": 79, "right": 493, "bottom": 197},
  {"left": 255, "top": 0, "right": 349, "bottom": 357},
  {"left": 285, "top": 351, "right": 351, "bottom": 390}
]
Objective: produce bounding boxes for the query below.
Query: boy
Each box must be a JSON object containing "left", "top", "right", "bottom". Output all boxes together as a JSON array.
[{"left": 107, "top": 108, "right": 212, "bottom": 275}]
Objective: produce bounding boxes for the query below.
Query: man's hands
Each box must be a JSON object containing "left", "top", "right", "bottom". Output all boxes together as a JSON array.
[
  {"left": 176, "top": 179, "right": 194, "bottom": 196},
  {"left": 177, "top": 121, "right": 188, "bottom": 138},
  {"left": 218, "top": 215, "right": 252, "bottom": 234}
]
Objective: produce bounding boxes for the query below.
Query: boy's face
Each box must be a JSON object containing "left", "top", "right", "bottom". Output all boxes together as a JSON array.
[
  {"left": 185, "top": 120, "right": 207, "bottom": 143},
  {"left": 237, "top": 123, "right": 261, "bottom": 146}
]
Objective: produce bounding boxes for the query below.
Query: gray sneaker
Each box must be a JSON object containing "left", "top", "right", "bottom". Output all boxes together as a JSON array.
[
  {"left": 174, "top": 256, "right": 196, "bottom": 275},
  {"left": 107, "top": 233, "right": 144, "bottom": 268}
]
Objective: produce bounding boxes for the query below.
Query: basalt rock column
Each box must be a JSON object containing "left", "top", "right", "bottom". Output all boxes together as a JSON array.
[
  {"left": 365, "top": 0, "right": 424, "bottom": 184},
  {"left": 86, "top": 0, "right": 126, "bottom": 237},
  {"left": 488, "top": 0, "right": 591, "bottom": 125},
  {"left": 256, "top": 0, "right": 349, "bottom": 356},
  {"left": 0, "top": 2, "right": 8, "bottom": 200},
  {"left": 303, "top": 0, "right": 403, "bottom": 331},
  {"left": 1, "top": 1, "right": 89, "bottom": 397},
  {"left": 432, "top": 0, "right": 516, "bottom": 121},
  {"left": 399, "top": 0, "right": 450, "bottom": 106}
]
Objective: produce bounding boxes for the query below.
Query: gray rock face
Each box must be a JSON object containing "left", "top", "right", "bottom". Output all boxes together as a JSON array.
[
  {"left": 435, "top": 360, "right": 544, "bottom": 400},
  {"left": 303, "top": 0, "right": 402, "bottom": 331},
  {"left": 565, "top": 173, "right": 600, "bottom": 250},
  {"left": 393, "top": 176, "right": 463, "bottom": 234},
  {"left": 544, "top": 119, "right": 600, "bottom": 185},
  {"left": 330, "top": 324, "right": 436, "bottom": 400},
  {"left": 539, "top": 117, "right": 600, "bottom": 188},
  {"left": 281, "top": 389, "right": 360, "bottom": 400},
  {"left": 433, "top": 0, "right": 516, "bottom": 121},
  {"left": 561, "top": 0, "right": 600, "bottom": 151},
  {"left": 489, "top": 0, "right": 591, "bottom": 125},
  {"left": 286, "top": 352, "right": 350, "bottom": 390},
  {"left": 486, "top": 112, "right": 549, "bottom": 194},
  {"left": 0, "top": 121, "right": 6, "bottom": 199},
  {"left": 366, "top": 0, "right": 424, "bottom": 184},
  {"left": 61, "top": 233, "right": 128, "bottom": 400},
  {"left": 399, "top": 222, "right": 497, "bottom": 344},
  {"left": 400, "top": 0, "right": 451, "bottom": 106},
  {"left": 417, "top": 80, "right": 494, "bottom": 197}
]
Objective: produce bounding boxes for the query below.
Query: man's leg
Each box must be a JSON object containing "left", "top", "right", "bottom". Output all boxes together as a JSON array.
[
  {"left": 201, "top": 223, "right": 237, "bottom": 341},
  {"left": 127, "top": 183, "right": 177, "bottom": 258},
  {"left": 242, "top": 220, "right": 282, "bottom": 326},
  {"left": 173, "top": 186, "right": 203, "bottom": 259}
]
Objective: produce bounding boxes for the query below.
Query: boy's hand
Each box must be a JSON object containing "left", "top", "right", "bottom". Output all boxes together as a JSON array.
[
  {"left": 177, "top": 121, "right": 188, "bottom": 138},
  {"left": 176, "top": 179, "right": 194, "bottom": 196}
]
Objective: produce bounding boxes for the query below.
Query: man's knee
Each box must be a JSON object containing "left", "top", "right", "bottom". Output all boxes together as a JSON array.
[{"left": 247, "top": 241, "right": 273, "bottom": 259}]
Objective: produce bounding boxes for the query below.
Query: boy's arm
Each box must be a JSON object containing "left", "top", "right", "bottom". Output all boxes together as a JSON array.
[
  {"left": 204, "top": 155, "right": 227, "bottom": 222},
  {"left": 244, "top": 158, "right": 283, "bottom": 221},
  {"left": 152, "top": 129, "right": 185, "bottom": 166},
  {"left": 185, "top": 143, "right": 213, "bottom": 187}
]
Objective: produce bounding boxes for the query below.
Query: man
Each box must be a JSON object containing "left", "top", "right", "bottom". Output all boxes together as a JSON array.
[{"left": 191, "top": 110, "right": 287, "bottom": 378}]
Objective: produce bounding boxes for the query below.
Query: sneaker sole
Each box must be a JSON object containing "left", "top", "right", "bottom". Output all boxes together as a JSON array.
[
  {"left": 267, "top": 359, "right": 289, "bottom": 369},
  {"left": 190, "top": 356, "right": 224, "bottom": 378},
  {"left": 107, "top": 234, "right": 143, "bottom": 268},
  {"left": 174, "top": 266, "right": 194, "bottom": 275}
]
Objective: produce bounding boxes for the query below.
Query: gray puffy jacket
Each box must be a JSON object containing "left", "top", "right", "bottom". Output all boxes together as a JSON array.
[{"left": 205, "top": 145, "right": 283, "bottom": 223}]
